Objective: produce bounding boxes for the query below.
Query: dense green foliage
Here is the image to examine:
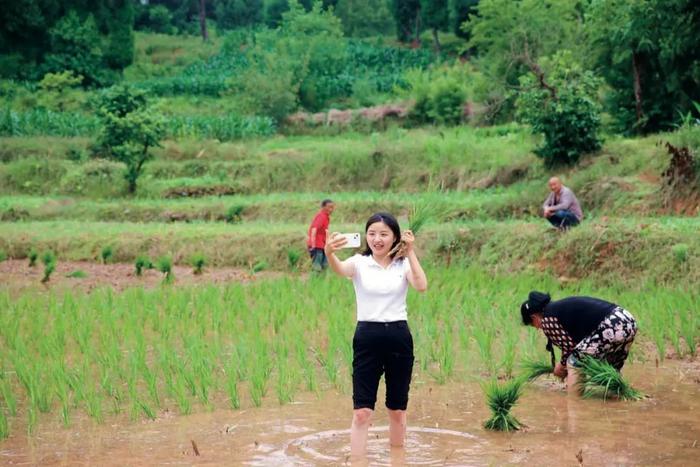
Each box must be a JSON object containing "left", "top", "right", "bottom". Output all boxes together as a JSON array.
[
  {"left": 0, "top": 0, "right": 135, "bottom": 83},
  {"left": 95, "top": 86, "right": 165, "bottom": 193},
  {"left": 516, "top": 52, "right": 603, "bottom": 167}
]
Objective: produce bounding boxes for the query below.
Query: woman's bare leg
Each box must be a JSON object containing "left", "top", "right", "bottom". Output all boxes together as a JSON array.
[
  {"left": 387, "top": 409, "right": 407, "bottom": 447},
  {"left": 566, "top": 365, "right": 580, "bottom": 396},
  {"left": 351, "top": 408, "right": 374, "bottom": 457}
]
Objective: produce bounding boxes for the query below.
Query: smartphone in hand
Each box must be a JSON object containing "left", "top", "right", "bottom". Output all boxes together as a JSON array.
[{"left": 340, "top": 233, "right": 361, "bottom": 248}]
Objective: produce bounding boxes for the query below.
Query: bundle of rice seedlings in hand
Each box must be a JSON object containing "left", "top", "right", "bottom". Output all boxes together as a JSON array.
[
  {"left": 389, "top": 202, "right": 433, "bottom": 257},
  {"left": 519, "top": 357, "right": 554, "bottom": 381},
  {"left": 577, "top": 356, "right": 643, "bottom": 401},
  {"left": 483, "top": 378, "right": 524, "bottom": 431}
]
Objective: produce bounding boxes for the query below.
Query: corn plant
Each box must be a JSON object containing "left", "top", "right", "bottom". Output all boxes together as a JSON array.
[
  {"left": 483, "top": 378, "right": 524, "bottom": 431},
  {"left": 577, "top": 356, "right": 643, "bottom": 401}
]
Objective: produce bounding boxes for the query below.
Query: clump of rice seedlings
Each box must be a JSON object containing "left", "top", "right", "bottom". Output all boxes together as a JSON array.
[
  {"left": 190, "top": 253, "right": 206, "bottom": 275},
  {"left": 28, "top": 248, "right": 38, "bottom": 267},
  {"left": 156, "top": 256, "right": 174, "bottom": 283},
  {"left": 252, "top": 260, "right": 268, "bottom": 273},
  {"left": 519, "top": 357, "right": 554, "bottom": 381},
  {"left": 0, "top": 250, "right": 7, "bottom": 262},
  {"left": 41, "top": 250, "right": 56, "bottom": 283},
  {"left": 66, "top": 270, "right": 88, "bottom": 279},
  {"left": 483, "top": 378, "right": 524, "bottom": 431},
  {"left": 134, "top": 256, "right": 153, "bottom": 276},
  {"left": 287, "top": 248, "right": 301, "bottom": 271},
  {"left": 100, "top": 245, "right": 113, "bottom": 264},
  {"left": 389, "top": 202, "right": 433, "bottom": 257},
  {"left": 225, "top": 204, "right": 245, "bottom": 223},
  {"left": 577, "top": 356, "right": 643, "bottom": 401}
]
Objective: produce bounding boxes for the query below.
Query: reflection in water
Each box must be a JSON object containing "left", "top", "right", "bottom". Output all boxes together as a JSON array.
[{"left": 1, "top": 362, "right": 699, "bottom": 466}]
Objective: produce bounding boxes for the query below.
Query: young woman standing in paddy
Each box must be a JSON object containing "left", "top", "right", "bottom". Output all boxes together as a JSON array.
[{"left": 324, "top": 212, "right": 428, "bottom": 458}]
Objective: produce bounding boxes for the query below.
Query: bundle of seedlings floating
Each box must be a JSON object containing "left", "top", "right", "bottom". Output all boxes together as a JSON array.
[
  {"left": 482, "top": 378, "right": 524, "bottom": 431},
  {"left": 577, "top": 356, "right": 643, "bottom": 401},
  {"left": 519, "top": 357, "right": 554, "bottom": 381}
]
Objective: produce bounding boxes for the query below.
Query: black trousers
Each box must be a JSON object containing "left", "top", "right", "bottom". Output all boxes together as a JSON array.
[{"left": 352, "top": 321, "right": 414, "bottom": 411}]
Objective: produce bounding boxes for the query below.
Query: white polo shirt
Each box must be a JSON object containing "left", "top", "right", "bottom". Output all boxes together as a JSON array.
[{"left": 346, "top": 254, "right": 412, "bottom": 322}]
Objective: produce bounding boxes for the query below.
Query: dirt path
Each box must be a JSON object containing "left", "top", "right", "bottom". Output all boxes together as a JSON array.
[
  {"left": 1, "top": 362, "right": 698, "bottom": 466},
  {"left": 0, "top": 259, "right": 286, "bottom": 293}
]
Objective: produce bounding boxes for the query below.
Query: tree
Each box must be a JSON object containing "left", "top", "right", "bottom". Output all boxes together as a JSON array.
[
  {"left": 334, "top": 0, "right": 394, "bottom": 37},
  {"left": 215, "top": 0, "right": 263, "bottom": 29},
  {"left": 516, "top": 51, "right": 603, "bottom": 167},
  {"left": 585, "top": 0, "right": 700, "bottom": 134},
  {"left": 421, "top": 0, "right": 449, "bottom": 52},
  {"left": 95, "top": 86, "right": 165, "bottom": 194},
  {"left": 450, "top": 0, "right": 478, "bottom": 40},
  {"left": 104, "top": 0, "right": 135, "bottom": 70},
  {"left": 393, "top": 0, "right": 422, "bottom": 43},
  {"left": 38, "top": 70, "right": 83, "bottom": 111},
  {"left": 199, "top": 0, "right": 209, "bottom": 41},
  {"left": 43, "top": 11, "right": 106, "bottom": 86}
]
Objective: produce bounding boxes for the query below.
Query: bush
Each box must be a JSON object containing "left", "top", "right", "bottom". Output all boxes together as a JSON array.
[
  {"left": 516, "top": 51, "right": 603, "bottom": 168},
  {"left": 403, "top": 63, "right": 471, "bottom": 126}
]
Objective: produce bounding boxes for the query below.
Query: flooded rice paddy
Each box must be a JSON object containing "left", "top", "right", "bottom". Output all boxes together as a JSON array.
[{"left": 1, "top": 361, "right": 698, "bottom": 466}]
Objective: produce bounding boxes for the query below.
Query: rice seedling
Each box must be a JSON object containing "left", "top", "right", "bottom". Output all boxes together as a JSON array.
[
  {"left": 28, "top": 248, "right": 38, "bottom": 267},
  {"left": 389, "top": 201, "right": 434, "bottom": 257},
  {"left": 0, "top": 250, "right": 6, "bottom": 262},
  {"left": 519, "top": 357, "right": 553, "bottom": 381},
  {"left": 66, "top": 270, "right": 88, "bottom": 278},
  {"left": 225, "top": 205, "right": 245, "bottom": 223},
  {"left": 0, "top": 376, "right": 17, "bottom": 417},
  {"left": 100, "top": 245, "right": 114, "bottom": 264},
  {"left": 287, "top": 248, "right": 302, "bottom": 271},
  {"left": 252, "top": 260, "right": 269, "bottom": 274},
  {"left": 225, "top": 359, "right": 240, "bottom": 410},
  {"left": 679, "top": 308, "right": 697, "bottom": 357},
  {"left": 0, "top": 408, "right": 8, "bottom": 440},
  {"left": 41, "top": 250, "right": 56, "bottom": 283},
  {"left": 577, "top": 356, "right": 643, "bottom": 401},
  {"left": 482, "top": 378, "right": 524, "bottom": 432},
  {"left": 190, "top": 253, "right": 206, "bottom": 275},
  {"left": 156, "top": 255, "right": 174, "bottom": 283},
  {"left": 134, "top": 256, "right": 153, "bottom": 276}
]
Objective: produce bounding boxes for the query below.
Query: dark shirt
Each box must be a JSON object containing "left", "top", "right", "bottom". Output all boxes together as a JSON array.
[{"left": 540, "top": 296, "right": 617, "bottom": 365}]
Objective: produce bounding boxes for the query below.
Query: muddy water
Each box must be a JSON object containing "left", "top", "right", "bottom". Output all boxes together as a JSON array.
[{"left": 1, "top": 362, "right": 698, "bottom": 466}]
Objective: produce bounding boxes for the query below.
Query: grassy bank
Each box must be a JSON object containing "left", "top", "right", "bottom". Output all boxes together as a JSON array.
[{"left": 1, "top": 217, "right": 697, "bottom": 285}]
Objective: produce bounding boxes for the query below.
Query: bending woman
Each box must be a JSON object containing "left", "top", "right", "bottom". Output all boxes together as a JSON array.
[
  {"left": 324, "top": 212, "right": 428, "bottom": 458},
  {"left": 520, "top": 292, "right": 637, "bottom": 394}
]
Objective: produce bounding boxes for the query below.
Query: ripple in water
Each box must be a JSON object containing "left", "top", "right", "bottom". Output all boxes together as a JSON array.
[{"left": 249, "top": 426, "right": 484, "bottom": 466}]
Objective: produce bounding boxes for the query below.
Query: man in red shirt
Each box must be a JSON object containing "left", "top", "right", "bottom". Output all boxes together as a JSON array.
[{"left": 307, "top": 199, "right": 335, "bottom": 271}]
